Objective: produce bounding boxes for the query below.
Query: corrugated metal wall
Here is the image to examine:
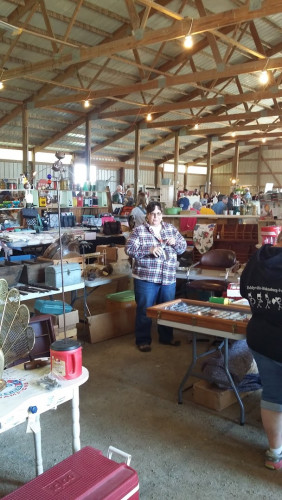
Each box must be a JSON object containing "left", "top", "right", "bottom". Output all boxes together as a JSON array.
[{"left": 0, "top": 145, "right": 281, "bottom": 198}]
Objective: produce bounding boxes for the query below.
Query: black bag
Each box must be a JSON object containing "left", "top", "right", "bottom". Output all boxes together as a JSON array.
[
  {"left": 103, "top": 221, "right": 122, "bottom": 235},
  {"left": 22, "top": 207, "right": 38, "bottom": 218}
]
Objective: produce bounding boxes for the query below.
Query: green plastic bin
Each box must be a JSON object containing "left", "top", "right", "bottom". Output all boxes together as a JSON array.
[{"left": 106, "top": 290, "right": 136, "bottom": 312}]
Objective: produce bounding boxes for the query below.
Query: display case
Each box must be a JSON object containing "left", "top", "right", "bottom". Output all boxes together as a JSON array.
[{"left": 147, "top": 298, "right": 251, "bottom": 336}]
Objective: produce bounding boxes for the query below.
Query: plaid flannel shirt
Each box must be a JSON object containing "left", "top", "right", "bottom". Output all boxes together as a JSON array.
[{"left": 125, "top": 221, "right": 187, "bottom": 285}]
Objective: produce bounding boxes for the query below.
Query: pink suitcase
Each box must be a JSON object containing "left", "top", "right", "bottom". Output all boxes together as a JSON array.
[{"left": 3, "top": 446, "right": 139, "bottom": 500}]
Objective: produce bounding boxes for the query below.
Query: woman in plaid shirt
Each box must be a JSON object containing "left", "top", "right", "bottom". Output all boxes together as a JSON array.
[{"left": 126, "top": 201, "right": 187, "bottom": 352}]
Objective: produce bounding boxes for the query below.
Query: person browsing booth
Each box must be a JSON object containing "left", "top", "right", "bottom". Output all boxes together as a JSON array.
[
  {"left": 240, "top": 232, "right": 282, "bottom": 470},
  {"left": 125, "top": 201, "right": 187, "bottom": 352},
  {"left": 177, "top": 188, "right": 190, "bottom": 210}
]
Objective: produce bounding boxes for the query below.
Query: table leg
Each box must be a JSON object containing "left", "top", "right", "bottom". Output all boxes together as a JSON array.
[
  {"left": 178, "top": 333, "right": 245, "bottom": 425},
  {"left": 32, "top": 414, "right": 43, "bottom": 475},
  {"left": 70, "top": 289, "right": 78, "bottom": 307},
  {"left": 72, "top": 386, "right": 81, "bottom": 453},
  {"left": 223, "top": 339, "right": 245, "bottom": 426},
  {"left": 178, "top": 333, "right": 198, "bottom": 404}
]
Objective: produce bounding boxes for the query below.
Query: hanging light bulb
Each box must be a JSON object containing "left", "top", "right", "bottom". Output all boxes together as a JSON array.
[
  {"left": 231, "top": 132, "right": 236, "bottom": 138},
  {"left": 84, "top": 100, "right": 90, "bottom": 108},
  {"left": 0, "top": 81, "right": 4, "bottom": 90},
  {"left": 146, "top": 113, "right": 152, "bottom": 121},
  {"left": 183, "top": 35, "right": 193, "bottom": 49},
  {"left": 194, "top": 123, "right": 199, "bottom": 130},
  {"left": 259, "top": 71, "right": 269, "bottom": 85},
  {"left": 262, "top": 137, "right": 266, "bottom": 143}
]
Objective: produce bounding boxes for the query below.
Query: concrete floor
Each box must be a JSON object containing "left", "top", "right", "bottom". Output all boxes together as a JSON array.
[{"left": 1, "top": 282, "right": 282, "bottom": 498}]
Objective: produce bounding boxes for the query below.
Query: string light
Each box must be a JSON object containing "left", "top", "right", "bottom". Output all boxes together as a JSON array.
[
  {"left": 146, "top": 113, "right": 152, "bottom": 121},
  {"left": 262, "top": 137, "right": 266, "bottom": 143},
  {"left": 0, "top": 81, "right": 3, "bottom": 90},
  {"left": 194, "top": 123, "right": 199, "bottom": 130},
  {"left": 84, "top": 100, "right": 90, "bottom": 108},
  {"left": 231, "top": 132, "right": 236, "bottom": 138},
  {"left": 259, "top": 71, "right": 269, "bottom": 85},
  {"left": 183, "top": 35, "right": 193, "bottom": 49}
]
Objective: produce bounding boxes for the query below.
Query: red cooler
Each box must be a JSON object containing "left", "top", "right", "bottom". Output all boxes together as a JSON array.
[{"left": 3, "top": 446, "right": 139, "bottom": 499}]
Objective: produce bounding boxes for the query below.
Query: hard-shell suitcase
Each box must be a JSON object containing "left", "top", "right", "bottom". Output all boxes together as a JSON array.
[
  {"left": 45, "top": 263, "right": 81, "bottom": 287},
  {"left": 3, "top": 446, "right": 139, "bottom": 500}
]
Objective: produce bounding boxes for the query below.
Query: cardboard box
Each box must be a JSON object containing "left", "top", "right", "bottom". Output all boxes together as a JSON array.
[
  {"left": 192, "top": 380, "right": 248, "bottom": 411},
  {"left": 35, "top": 309, "right": 79, "bottom": 330},
  {"left": 53, "top": 326, "right": 77, "bottom": 340},
  {"left": 77, "top": 308, "right": 135, "bottom": 344},
  {"left": 96, "top": 245, "right": 127, "bottom": 263}
]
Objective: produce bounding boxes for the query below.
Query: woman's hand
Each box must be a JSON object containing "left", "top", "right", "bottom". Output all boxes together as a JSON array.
[
  {"left": 150, "top": 246, "right": 163, "bottom": 257},
  {"left": 166, "top": 237, "right": 175, "bottom": 246}
]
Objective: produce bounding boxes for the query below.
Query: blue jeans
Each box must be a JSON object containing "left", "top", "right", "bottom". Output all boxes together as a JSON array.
[{"left": 133, "top": 279, "right": 176, "bottom": 346}]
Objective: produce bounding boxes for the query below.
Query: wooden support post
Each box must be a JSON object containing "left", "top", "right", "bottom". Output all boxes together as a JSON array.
[
  {"left": 174, "top": 131, "right": 179, "bottom": 203},
  {"left": 232, "top": 142, "right": 239, "bottom": 183},
  {"left": 134, "top": 124, "right": 140, "bottom": 200},
  {"left": 184, "top": 170, "right": 188, "bottom": 190},
  {"left": 206, "top": 137, "right": 212, "bottom": 193},
  {"left": 22, "top": 104, "right": 29, "bottom": 178},
  {"left": 30, "top": 148, "right": 36, "bottom": 187},
  {"left": 85, "top": 116, "right": 91, "bottom": 182},
  {"left": 154, "top": 163, "right": 158, "bottom": 189},
  {"left": 257, "top": 146, "right": 262, "bottom": 193}
]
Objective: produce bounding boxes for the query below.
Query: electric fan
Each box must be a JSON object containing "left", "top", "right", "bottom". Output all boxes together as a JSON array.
[{"left": 0, "top": 279, "right": 35, "bottom": 391}]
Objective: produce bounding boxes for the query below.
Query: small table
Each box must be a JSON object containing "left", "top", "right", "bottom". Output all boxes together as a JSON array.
[
  {"left": 147, "top": 299, "right": 251, "bottom": 425},
  {"left": 0, "top": 363, "right": 89, "bottom": 476}
]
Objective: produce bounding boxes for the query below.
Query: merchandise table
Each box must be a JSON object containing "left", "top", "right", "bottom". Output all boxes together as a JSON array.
[
  {"left": 176, "top": 268, "right": 240, "bottom": 282},
  {"left": 147, "top": 299, "right": 251, "bottom": 425},
  {"left": 19, "top": 281, "right": 85, "bottom": 305},
  {"left": 19, "top": 275, "right": 129, "bottom": 315},
  {"left": 0, "top": 363, "right": 89, "bottom": 476}
]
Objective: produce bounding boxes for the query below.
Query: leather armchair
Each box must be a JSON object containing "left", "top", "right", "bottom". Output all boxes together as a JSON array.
[{"left": 186, "top": 249, "right": 238, "bottom": 296}]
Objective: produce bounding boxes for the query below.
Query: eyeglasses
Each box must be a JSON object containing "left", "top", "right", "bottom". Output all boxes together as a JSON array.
[{"left": 148, "top": 212, "right": 162, "bottom": 217}]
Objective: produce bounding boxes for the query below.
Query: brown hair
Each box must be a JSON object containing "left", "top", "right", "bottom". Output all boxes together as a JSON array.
[
  {"left": 136, "top": 192, "right": 147, "bottom": 209},
  {"left": 146, "top": 201, "right": 162, "bottom": 214}
]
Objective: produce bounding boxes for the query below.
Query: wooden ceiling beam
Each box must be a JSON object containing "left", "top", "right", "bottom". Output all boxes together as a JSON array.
[
  {"left": 145, "top": 109, "right": 282, "bottom": 127},
  {"left": 91, "top": 124, "right": 136, "bottom": 153},
  {"left": 57, "top": 0, "right": 84, "bottom": 54},
  {"left": 7, "top": 0, "right": 39, "bottom": 25},
  {"left": 212, "top": 29, "right": 265, "bottom": 60},
  {"left": 188, "top": 143, "right": 235, "bottom": 166},
  {"left": 3, "top": 0, "right": 282, "bottom": 81},
  {"left": 212, "top": 146, "right": 259, "bottom": 169},
  {"left": 96, "top": 87, "right": 282, "bottom": 120},
  {"left": 33, "top": 56, "right": 282, "bottom": 106},
  {"left": 135, "top": 0, "right": 183, "bottom": 20},
  {"left": 33, "top": 116, "right": 86, "bottom": 153},
  {"left": 39, "top": 0, "right": 59, "bottom": 53},
  {"left": 219, "top": 132, "right": 282, "bottom": 141},
  {"left": 125, "top": 0, "right": 141, "bottom": 31},
  {"left": 178, "top": 123, "right": 282, "bottom": 137}
]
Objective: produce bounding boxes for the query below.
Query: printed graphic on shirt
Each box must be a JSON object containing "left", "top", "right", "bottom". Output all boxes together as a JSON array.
[{"left": 247, "top": 286, "right": 282, "bottom": 310}]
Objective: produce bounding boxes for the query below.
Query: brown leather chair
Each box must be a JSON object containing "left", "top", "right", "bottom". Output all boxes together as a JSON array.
[{"left": 186, "top": 249, "right": 237, "bottom": 297}]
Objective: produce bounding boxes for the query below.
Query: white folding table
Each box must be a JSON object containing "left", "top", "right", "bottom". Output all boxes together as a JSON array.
[{"left": 0, "top": 363, "right": 89, "bottom": 476}]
